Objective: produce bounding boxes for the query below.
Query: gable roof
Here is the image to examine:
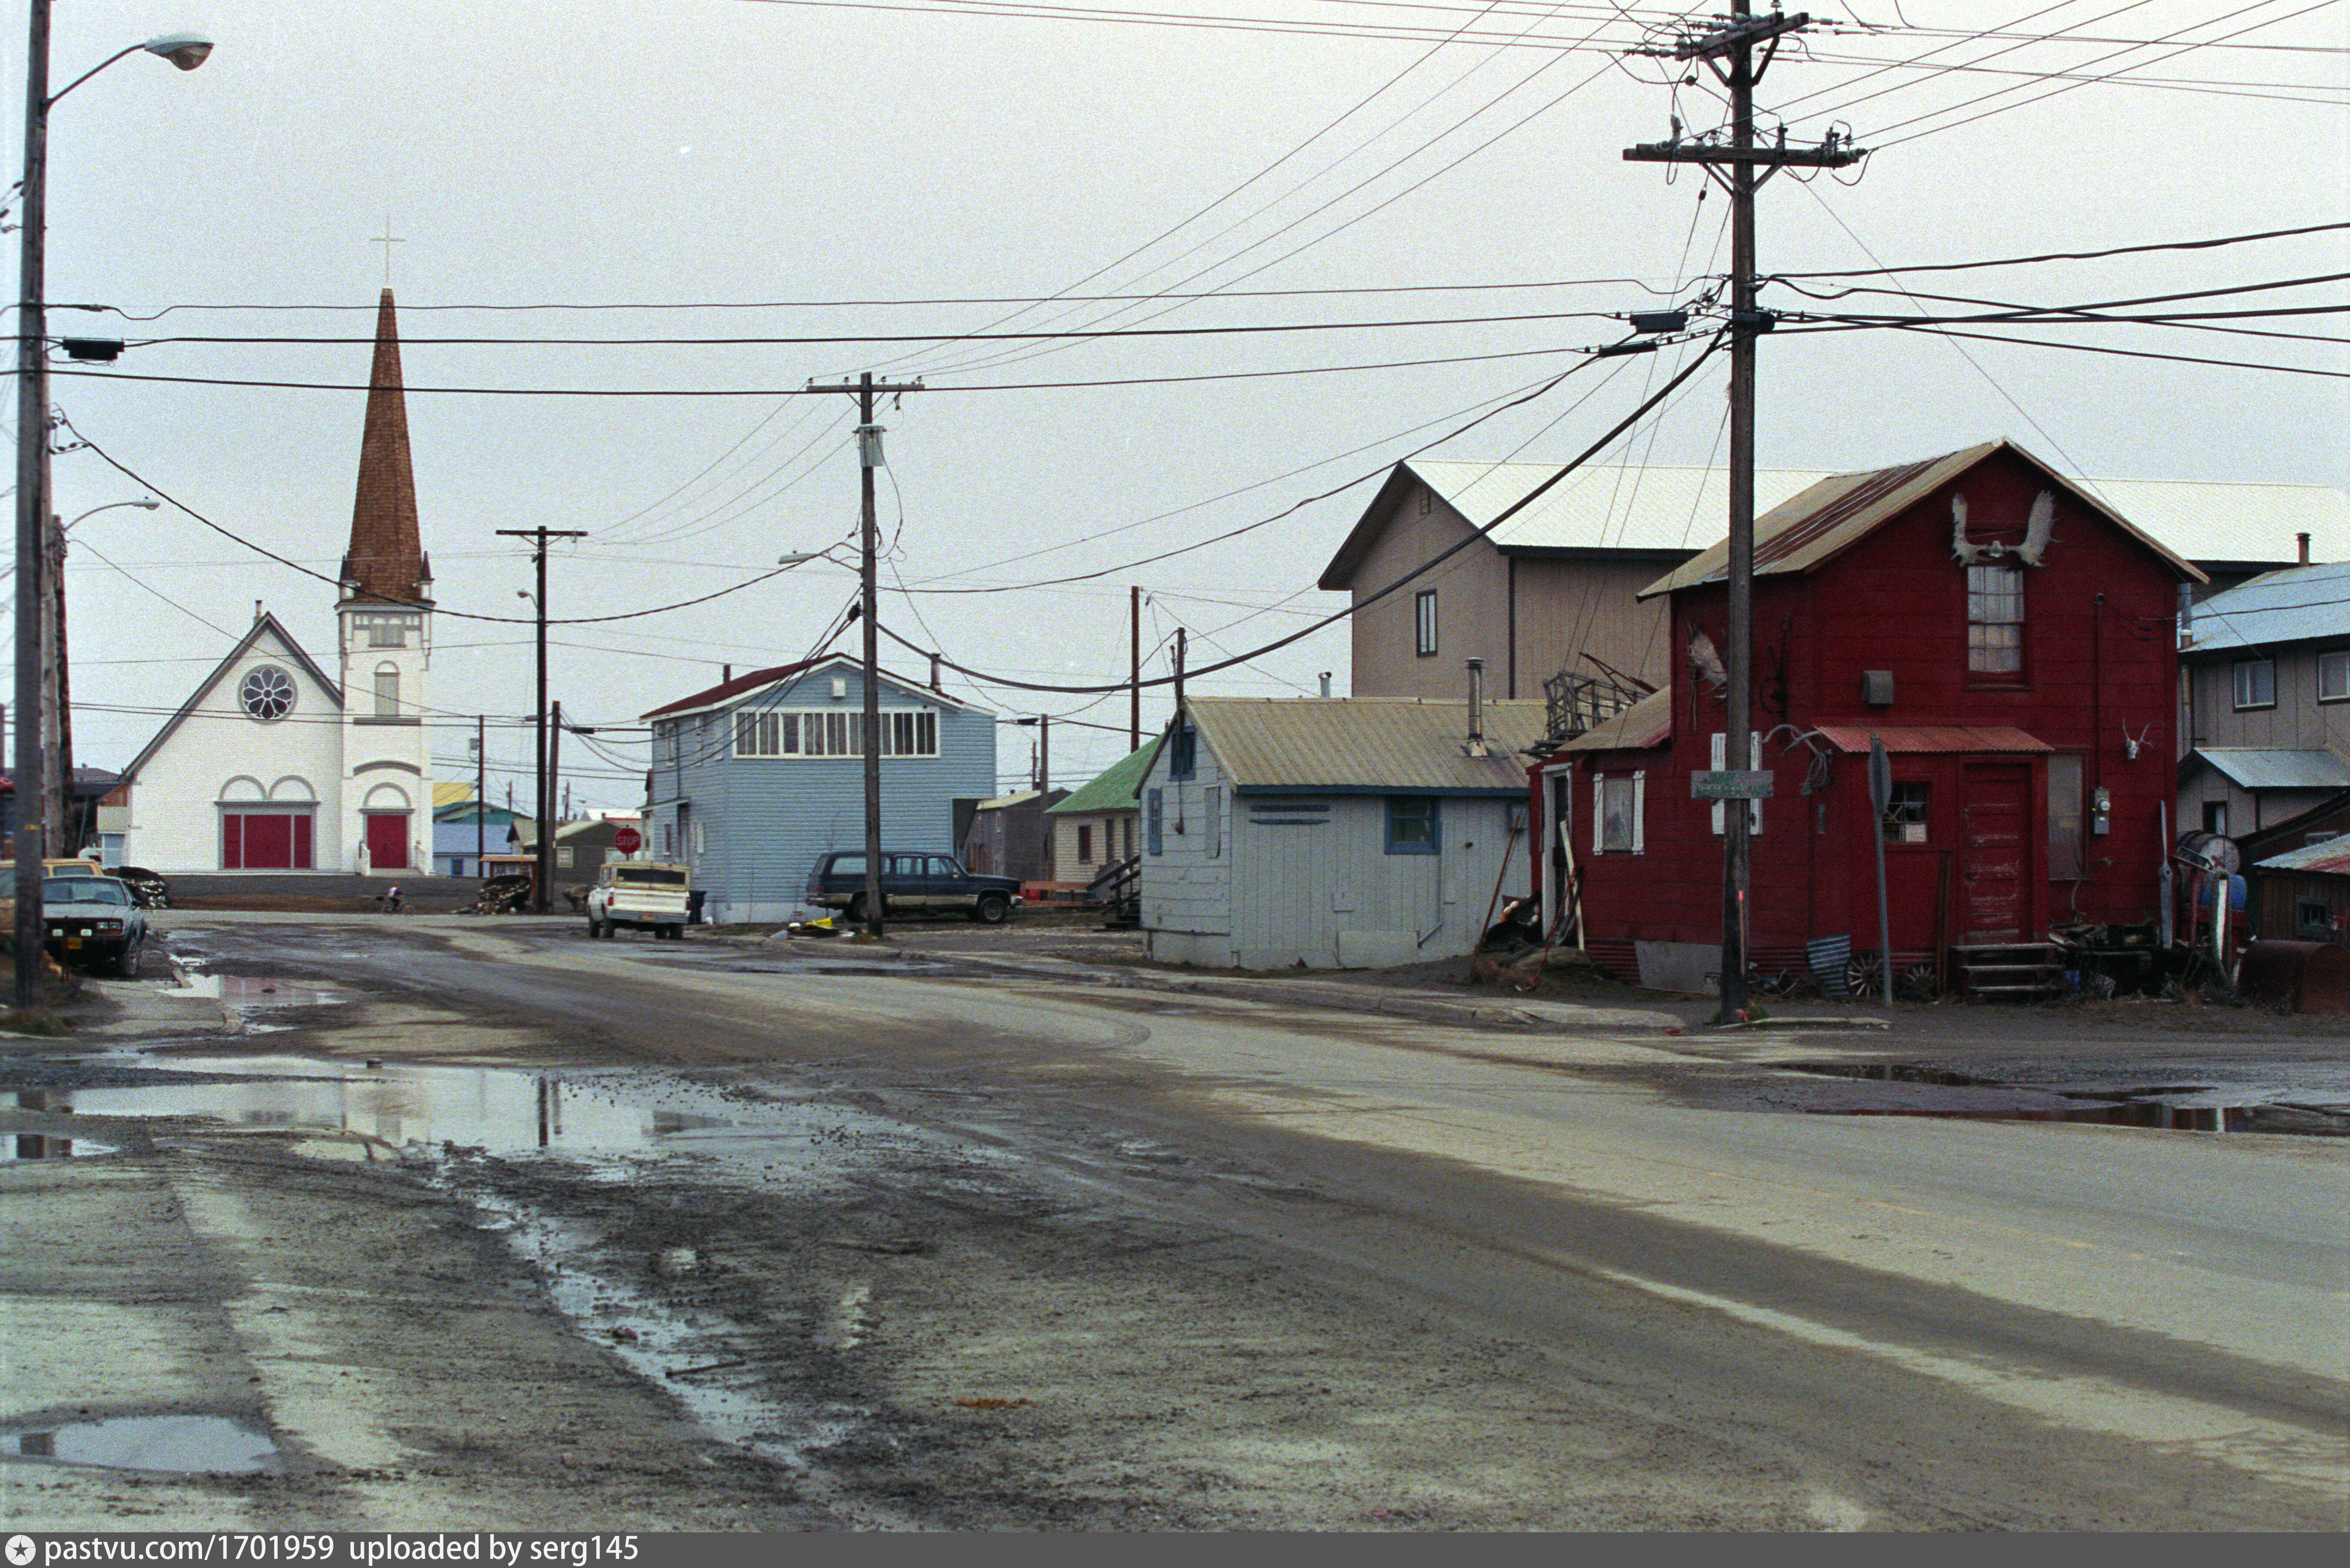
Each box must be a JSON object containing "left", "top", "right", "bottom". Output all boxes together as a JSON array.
[
  {"left": 1182, "top": 697, "right": 1545, "bottom": 794},
  {"left": 2181, "top": 560, "right": 2350, "bottom": 656},
  {"left": 1640, "top": 439, "right": 2204, "bottom": 600},
  {"left": 1318, "top": 459, "right": 1830, "bottom": 589},
  {"left": 1047, "top": 743, "right": 1156, "bottom": 815},
  {"left": 641, "top": 653, "right": 983, "bottom": 721},
  {"left": 116, "top": 612, "right": 343, "bottom": 784}
]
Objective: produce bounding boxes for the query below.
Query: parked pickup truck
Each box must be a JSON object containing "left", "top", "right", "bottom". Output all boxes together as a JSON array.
[
  {"left": 804, "top": 851, "right": 1023, "bottom": 925},
  {"left": 585, "top": 861, "right": 692, "bottom": 940}
]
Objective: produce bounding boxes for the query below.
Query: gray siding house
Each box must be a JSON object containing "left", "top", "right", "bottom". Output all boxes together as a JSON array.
[
  {"left": 1140, "top": 695, "right": 1543, "bottom": 970},
  {"left": 642, "top": 655, "right": 995, "bottom": 923},
  {"left": 2181, "top": 561, "right": 2350, "bottom": 838}
]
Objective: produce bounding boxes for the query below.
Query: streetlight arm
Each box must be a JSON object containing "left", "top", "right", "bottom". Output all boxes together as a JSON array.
[
  {"left": 45, "top": 44, "right": 141, "bottom": 108},
  {"left": 48, "top": 34, "right": 212, "bottom": 106}
]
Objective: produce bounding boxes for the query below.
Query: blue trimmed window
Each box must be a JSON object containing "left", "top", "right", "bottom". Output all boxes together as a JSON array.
[
  {"left": 1168, "top": 725, "right": 1197, "bottom": 781},
  {"left": 1146, "top": 788, "right": 1164, "bottom": 855},
  {"left": 1385, "top": 795, "right": 1440, "bottom": 855}
]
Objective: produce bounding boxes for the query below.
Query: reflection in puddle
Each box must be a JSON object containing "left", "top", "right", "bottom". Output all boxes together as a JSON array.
[
  {"left": 3, "top": 1413, "right": 280, "bottom": 1474},
  {"left": 32, "top": 1058, "right": 734, "bottom": 1157},
  {"left": 3, "top": 1133, "right": 118, "bottom": 1161},
  {"left": 1774, "top": 1062, "right": 2350, "bottom": 1135}
]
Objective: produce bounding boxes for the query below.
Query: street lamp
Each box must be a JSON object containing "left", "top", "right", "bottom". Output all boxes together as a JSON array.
[{"left": 13, "top": 12, "right": 212, "bottom": 1011}]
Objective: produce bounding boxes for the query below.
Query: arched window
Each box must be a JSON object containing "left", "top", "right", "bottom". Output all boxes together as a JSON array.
[{"left": 374, "top": 663, "right": 400, "bottom": 719}]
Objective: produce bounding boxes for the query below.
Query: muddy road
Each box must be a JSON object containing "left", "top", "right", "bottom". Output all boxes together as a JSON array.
[{"left": 3, "top": 913, "right": 2344, "bottom": 1531}]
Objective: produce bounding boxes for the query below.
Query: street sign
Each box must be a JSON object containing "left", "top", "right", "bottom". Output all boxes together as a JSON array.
[
  {"left": 1867, "top": 737, "right": 1892, "bottom": 814},
  {"left": 1691, "top": 770, "right": 1774, "bottom": 801},
  {"left": 612, "top": 826, "right": 643, "bottom": 855}
]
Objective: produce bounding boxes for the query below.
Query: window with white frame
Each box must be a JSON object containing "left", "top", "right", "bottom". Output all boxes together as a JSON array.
[
  {"left": 351, "top": 612, "right": 417, "bottom": 649},
  {"left": 2234, "top": 658, "right": 2276, "bottom": 710},
  {"left": 1708, "top": 731, "right": 1764, "bottom": 834},
  {"left": 733, "top": 708, "right": 938, "bottom": 758},
  {"left": 1593, "top": 771, "right": 1644, "bottom": 854},
  {"left": 1414, "top": 589, "right": 1439, "bottom": 657},
  {"left": 373, "top": 663, "right": 400, "bottom": 719},
  {"left": 2321, "top": 650, "right": 2350, "bottom": 703},
  {"left": 1966, "top": 563, "right": 2024, "bottom": 676}
]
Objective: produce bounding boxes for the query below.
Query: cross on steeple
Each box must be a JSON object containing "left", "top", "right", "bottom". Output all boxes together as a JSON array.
[{"left": 370, "top": 218, "right": 404, "bottom": 287}]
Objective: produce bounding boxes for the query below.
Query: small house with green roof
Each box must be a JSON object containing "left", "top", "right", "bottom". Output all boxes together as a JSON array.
[{"left": 1047, "top": 743, "right": 1155, "bottom": 888}]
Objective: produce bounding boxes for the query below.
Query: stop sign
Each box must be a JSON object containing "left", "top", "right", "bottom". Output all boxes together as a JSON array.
[{"left": 613, "top": 826, "right": 643, "bottom": 855}]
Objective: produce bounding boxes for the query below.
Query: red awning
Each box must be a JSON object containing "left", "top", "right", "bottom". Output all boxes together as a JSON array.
[{"left": 1810, "top": 723, "right": 2051, "bottom": 754}]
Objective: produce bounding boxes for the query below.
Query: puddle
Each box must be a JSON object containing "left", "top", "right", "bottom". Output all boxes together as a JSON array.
[
  {"left": 459, "top": 1195, "right": 865, "bottom": 1471},
  {"left": 166, "top": 969, "right": 344, "bottom": 1032},
  {"left": 3, "top": 1133, "right": 121, "bottom": 1160},
  {"left": 2, "top": 1413, "right": 281, "bottom": 1474},
  {"left": 27, "top": 1057, "right": 739, "bottom": 1157},
  {"left": 1773, "top": 1062, "right": 2350, "bottom": 1135}
]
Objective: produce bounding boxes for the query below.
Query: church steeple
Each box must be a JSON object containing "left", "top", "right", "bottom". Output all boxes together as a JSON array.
[{"left": 339, "top": 289, "right": 431, "bottom": 605}]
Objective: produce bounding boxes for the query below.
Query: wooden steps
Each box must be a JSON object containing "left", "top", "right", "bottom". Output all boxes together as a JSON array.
[{"left": 1953, "top": 942, "right": 2063, "bottom": 1001}]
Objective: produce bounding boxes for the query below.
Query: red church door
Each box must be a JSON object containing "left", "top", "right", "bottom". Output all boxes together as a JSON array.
[
  {"left": 364, "top": 812, "right": 411, "bottom": 871},
  {"left": 222, "top": 811, "right": 314, "bottom": 870},
  {"left": 1958, "top": 764, "right": 2031, "bottom": 942}
]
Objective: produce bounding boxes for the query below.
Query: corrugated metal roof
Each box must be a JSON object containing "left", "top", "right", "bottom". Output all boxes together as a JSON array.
[
  {"left": 1641, "top": 440, "right": 2202, "bottom": 599},
  {"left": 1557, "top": 690, "right": 1673, "bottom": 753},
  {"left": 1811, "top": 723, "right": 2051, "bottom": 754},
  {"left": 2182, "top": 560, "right": 2350, "bottom": 654},
  {"left": 1047, "top": 743, "right": 1155, "bottom": 814},
  {"left": 2075, "top": 476, "right": 2350, "bottom": 566},
  {"left": 1409, "top": 460, "right": 1830, "bottom": 556},
  {"left": 2188, "top": 748, "right": 2350, "bottom": 792},
  {"left": 2254, "top": 831, "right": 2350, "bottom": 875},
  {"left": 1185, "top": 698, "right": 1546, "bottom": 793}
]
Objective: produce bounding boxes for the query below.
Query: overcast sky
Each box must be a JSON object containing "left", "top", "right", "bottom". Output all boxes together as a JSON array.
[{"left": 13, "top": 0, "right": 2346, "bottom": 806}]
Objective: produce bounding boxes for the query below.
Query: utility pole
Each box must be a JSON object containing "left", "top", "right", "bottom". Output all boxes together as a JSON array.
[
  {"left": 1129, "top": 585, "right": 1142, "bottom": 751},
  {"left": 1623, "top": 5, "right": 1860, "bottom": 1023},
  {"left": 1172, "top": 627, "right": 1186, "bottom": 718},
  {"left": 41, "top": 505, "right": 65, "bottom": 856},
  {"left": 497, "top": 526, "right": 585, "bottom": 913},
  {"left": 806, "top": 370, "right": 922, "bottom": 940},
  {"left": 549, "top": 700, "right": 565, "bottom": 898},
  {"left": 475, "top": 715, "right": 486, "bottom": 875}
]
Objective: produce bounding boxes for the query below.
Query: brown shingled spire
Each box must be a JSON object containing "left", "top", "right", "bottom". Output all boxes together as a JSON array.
[{"left": 339, "top": 289, "right": 431, "bottom": 605}]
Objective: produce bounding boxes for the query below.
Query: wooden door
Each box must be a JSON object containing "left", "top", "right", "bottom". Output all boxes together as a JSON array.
[
  {"left": 365, "top": 812, "right": 411, "bottom": 871},
  {"left": 1958, "top": 764, "right": 2031, "bottom": 941}
]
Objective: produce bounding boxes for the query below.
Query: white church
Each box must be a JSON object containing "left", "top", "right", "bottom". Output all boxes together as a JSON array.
[{"left": 104, "top": 290, "right": 435, "bottom": 874}]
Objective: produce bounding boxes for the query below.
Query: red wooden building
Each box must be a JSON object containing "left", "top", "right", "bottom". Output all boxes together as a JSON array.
[{"left": 1534, "top": 440, "right": 2199, "bottom": 997}]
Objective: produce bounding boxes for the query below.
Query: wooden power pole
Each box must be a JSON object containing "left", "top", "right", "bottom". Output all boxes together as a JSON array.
[
  {"left": 497, "top": 525, "right": 586, "bottom": 912},
  {"left": 807, "top": 371, "right": 922, "bottom": 939},
  {"left": 1624, "top": 5, "right": 1861, "bottom": 1022}
]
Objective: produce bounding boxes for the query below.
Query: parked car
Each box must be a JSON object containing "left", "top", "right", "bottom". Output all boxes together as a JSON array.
[
  {"left": 41, "top": 874, "right": 147, "bottom": 978},
  {"left": 586, "top": 861, "right": 692, "bottom": 940},
  {"left": 804, "top": 851, "right": 1023, "bottom": 924}
]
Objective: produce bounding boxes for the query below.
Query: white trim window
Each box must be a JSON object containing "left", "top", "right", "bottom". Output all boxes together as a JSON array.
[
  {"left": 2320, "top": 650, "right": 2350, "bottom": 704},
  {"left": 2233, "top": 658, "right": 2277, "bottom": 711},
  {"left": 1709, "top": 731, "right": 1764, "bottom": 835},
  {"left": 734, "top": 708, "right": 939, "bottom": 758},
  {"left": 1594, "top": 770, "right": 1645, "bottom": 854},
  {"left": 1414, "top": 589, "right": 1439, "bottom": 657}
]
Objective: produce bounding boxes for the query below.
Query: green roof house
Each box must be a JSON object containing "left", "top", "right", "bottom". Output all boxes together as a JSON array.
[{"left": 1046, "top": 743, "right": 1155, "bottom": 888}]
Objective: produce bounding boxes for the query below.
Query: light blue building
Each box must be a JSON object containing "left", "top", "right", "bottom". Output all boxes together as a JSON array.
[
  {"left": 434, "top": 799, "right": 522, "bottom": 878},
  {"left": 642, "top": 654, "right": 996, "bottom": 922}
]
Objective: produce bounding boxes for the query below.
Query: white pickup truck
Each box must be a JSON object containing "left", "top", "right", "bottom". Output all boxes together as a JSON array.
[{"left": 584, "top": 861, "right": 692, "bottom": 940}]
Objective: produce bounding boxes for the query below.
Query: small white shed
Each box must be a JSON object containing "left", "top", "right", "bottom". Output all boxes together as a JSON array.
[{"left": 1139, "top": 696, "right": 1544, "bottom": 969}]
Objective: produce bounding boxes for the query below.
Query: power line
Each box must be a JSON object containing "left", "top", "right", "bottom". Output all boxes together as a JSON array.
[
  {"left": 877, "top": 333, "right": 1726, "bottom": 693},
  {"left": 1767, "top": 220, "right": 2348, "bottom": 280},
  {"left": 51, "top": 338, "right": 1626, "bottom": 397}
]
